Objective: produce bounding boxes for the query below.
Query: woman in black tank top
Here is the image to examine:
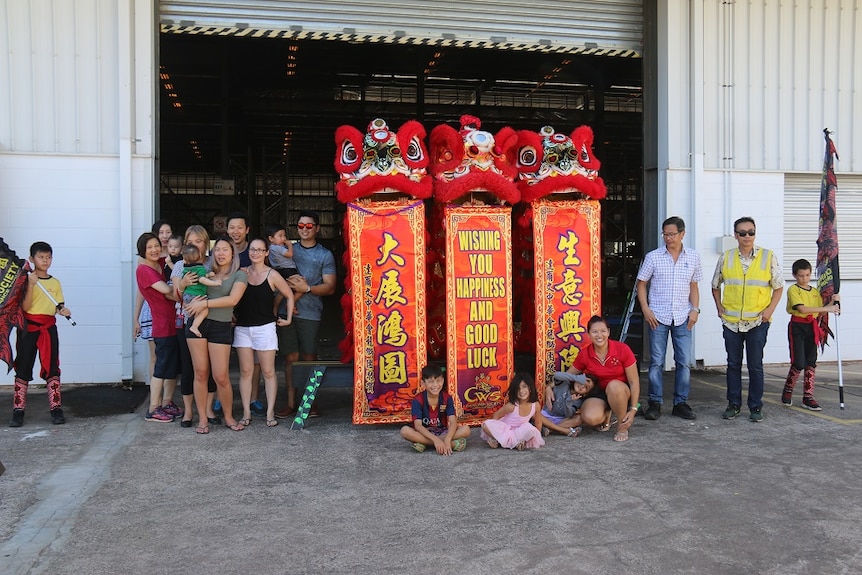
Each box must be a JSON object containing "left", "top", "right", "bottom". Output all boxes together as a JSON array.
[{"left": 233, "top": 238, "right": 296, "bottom": 427}]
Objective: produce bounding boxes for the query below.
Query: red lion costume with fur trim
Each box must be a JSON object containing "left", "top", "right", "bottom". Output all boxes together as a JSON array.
[
  {"left": 425, "top": 115, "right": 520, "bottom": 360},
  {"left": 333, "top": 118, "right": 431, "bottom": 362},
  {"left": 512, "top": 125, "right": 606, "bottom": 353}
]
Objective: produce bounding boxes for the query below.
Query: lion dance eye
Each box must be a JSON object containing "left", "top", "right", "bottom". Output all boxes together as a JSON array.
[
  {"left": 341, "top": 141, "right": 358, "bottom": 165},
  {"left": 405, "top": 137, "right": 424, "bottom": 162},
  {"left": 519, "top": 146, "right": 537, "bottom": 167},
  {"left": 580, "top": 146, "right": 591, "bottom": 163}
]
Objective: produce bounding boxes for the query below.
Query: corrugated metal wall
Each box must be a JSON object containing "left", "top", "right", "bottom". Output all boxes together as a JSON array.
[
  {"left": 159, "top": 0, "right": 643, "bottom": 53},
  {"left": 700, "top": 0, "right": 861, "bottom": 173},
  {"left": 785, "top": 173, "right": 862, "bottom": 278},
  {"left": 0, "top": 0, "right": 120, "bottom": 154}
]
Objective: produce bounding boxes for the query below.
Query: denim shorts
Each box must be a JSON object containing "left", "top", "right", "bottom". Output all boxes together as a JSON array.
[{"left": 185, "top": 318, "right": 232, "bottom": 345}]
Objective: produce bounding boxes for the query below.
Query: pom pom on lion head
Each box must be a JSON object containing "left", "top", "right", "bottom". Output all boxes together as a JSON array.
[
  {"left": 428, "top": 115, "right": 520, "bottom": 205},
  {"left": 334, "top": 118, "right": 432, "bottom": 203},
  {"left": 515, "top": 125, "right": 606, "bottom": 202}
]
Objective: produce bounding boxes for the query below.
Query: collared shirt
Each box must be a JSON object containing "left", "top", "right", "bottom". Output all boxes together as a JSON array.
[
  {"left": 637, "top": 245, "right": 703, "bottom": 326},
  {"left": 711, "top": 246, "right": 784, "bottom": 332}
]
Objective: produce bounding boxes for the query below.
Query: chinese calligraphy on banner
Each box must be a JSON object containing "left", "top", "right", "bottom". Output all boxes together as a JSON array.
[{"left": 348, "top": 199, "right": 427, "bottom": 424}]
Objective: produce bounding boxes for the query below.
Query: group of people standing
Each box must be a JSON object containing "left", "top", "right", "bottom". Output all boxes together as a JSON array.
[
  {"left": 400, "top": 214, "right": 840, "bottom": 454},
  {"left": 133, "top": 211, "right": 336, "bottom": 434}
]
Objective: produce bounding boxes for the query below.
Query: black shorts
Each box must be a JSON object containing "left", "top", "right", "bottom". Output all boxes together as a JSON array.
[
  {"left": 153, "top": 336, "right": 180, "bottom": 379},
  {"left": 185, "top": 318, "right": 233, "bottom": 345}
]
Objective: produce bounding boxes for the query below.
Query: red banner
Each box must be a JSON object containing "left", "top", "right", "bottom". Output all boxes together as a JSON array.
[
  {"left": 533, "top": 199, "right": 602, "bottom": 387},
  {"left": 348, "top": 199, "right": 427, "bottom": 424},
  {"left": 445, "top": 206, "right": 513, "bottom": 424}
]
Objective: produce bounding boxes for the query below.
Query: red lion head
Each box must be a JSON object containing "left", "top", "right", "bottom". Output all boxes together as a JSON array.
[
  {"left": 515, "top": 125, "right": 606, "bottom": 201},
  {"left": 334, "top": 118, "right": 431, "bottom": 203},
  {"left": 428, "top": 115, "right": 520, "bottom": 205}
]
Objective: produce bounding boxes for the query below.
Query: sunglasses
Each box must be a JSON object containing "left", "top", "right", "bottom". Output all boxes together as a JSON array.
[
  {"left": 297, "top": 223, "right": 316, "bottom": 229},
  {"left": 735, "top": 230, "right": 756, "bottom": 237}
]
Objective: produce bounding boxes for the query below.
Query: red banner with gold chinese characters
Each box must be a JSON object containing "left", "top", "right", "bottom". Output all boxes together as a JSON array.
[
  {"left": 445, "top": 206, "right": 513, "bottom": 425},
  {"left": 533, "top": 199, "right": 602, "bottom": 386},
  {"left": 349, "top": 198, "right": 427, "bottom": 424}
]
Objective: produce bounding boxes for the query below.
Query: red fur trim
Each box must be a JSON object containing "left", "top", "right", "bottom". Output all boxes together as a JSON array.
[
  {"left": 333, "top": 125, "right": 364, "bottom": 172},
  {"left": 519, "top": 175, "right": 606, "bottom": 202},
  {"left": 433, "top": 172, "right": 520, "bottom": 204},
  {"left": 396, "top": 120, "right": 429, "bottom": 170},
  {"left": 428, "top": 124, "right": 463, "bottom": 176},
  {"left": 336, "top": 175, "right": 432, "bottom": 203},
  {"left": 572, "top": 125, "right": 601, "bottom": 172},
  {"left": 493, "top": 126, "right": 519, "bottom": 180}
]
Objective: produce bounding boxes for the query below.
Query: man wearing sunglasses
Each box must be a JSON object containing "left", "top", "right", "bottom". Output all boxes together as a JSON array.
[
  {"left": 711, "top": 216, "right": 784, "bottom": 422},
  {"left": 275, "top": 211, "right": 337, "bottom": 418},
  {"left": 636, "top": 216, "right": 703, "bottom": 422}
]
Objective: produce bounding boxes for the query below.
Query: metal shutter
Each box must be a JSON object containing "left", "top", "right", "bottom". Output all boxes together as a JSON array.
[
  {"left": 784, "top": 173, "right": 862, "bottom": 279},
  {"left": 159, "top": 0, "right": 642, "bottom": 56}
]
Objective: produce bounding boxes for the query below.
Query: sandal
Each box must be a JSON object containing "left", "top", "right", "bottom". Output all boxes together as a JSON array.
[
  {"left": 486, "top": 438, "right": 499, "bottom": 449},
  {"left": 567, "top": 426, "right": 582, "bottom": 438},
  {"left": 195, "top": 425, "right": 210, "bottom": 435},
  {"left": 226, "top": 422, "right": 245, "bottom": 432},
  {"left": 266, "top": 419, "right": 279, "bottom": 428},
  {"left": 515, "top": 441, "right": 525, "bottom": 451},
  {"left": 238, "top": 418, "right": 252, "bottom": 427},
  {"left": 613, "top": 429, "right": 630, "bottom": 442}
]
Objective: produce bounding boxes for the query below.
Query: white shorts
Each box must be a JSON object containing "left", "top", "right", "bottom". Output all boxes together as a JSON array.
[{"left": 233, "top": 322, "right": 278, "bottom": 351}]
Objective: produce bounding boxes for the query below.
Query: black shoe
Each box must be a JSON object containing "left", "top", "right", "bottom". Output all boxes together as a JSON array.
[
  {"left": 671, "top": 402, "right": 696, "bottom": 420},
  {"left": 722, "top": 403, "right": 741, "bottom": 419},
  {"left": 180, "top": 419, "right": 194, "bottom": 428},
  {"left": 9, "top": 408, "right": 24, "bottom": 427},
  {"left": 644, "top": 400, "right": 662, "bottom": 420},
  {"left": 50, "top": 408, "right": 66, "bottom": 425}
]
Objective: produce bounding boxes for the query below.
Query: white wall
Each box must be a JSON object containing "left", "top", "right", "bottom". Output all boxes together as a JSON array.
[
  {"left": 664, "top": 167, "right": 861, "bottom": 368},
  {"left": 0, "top": 0, "right": 157, "bottom": 384},
  {"left": 0, "top": 154, "right": 154, "bottom": 384}
]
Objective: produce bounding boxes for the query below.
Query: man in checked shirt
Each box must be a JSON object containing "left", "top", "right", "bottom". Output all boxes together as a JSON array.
[{"left": 636, "top": 216, "right": 704, "bottom": 421}]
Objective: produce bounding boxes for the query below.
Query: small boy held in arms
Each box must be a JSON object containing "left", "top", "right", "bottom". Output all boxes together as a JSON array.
[
  {"left": 9, "top": 242, "right": 72, "bottom": 427},
  {"left": 164, "top": 233, "right": 184, "bottom": 275},
  {"left": 180, "top": 243, "right": 221, "bottom": 337},
  {"left": 399, "top": 365, "right": 470, "bottom": 455},
  {"left": 265, "top": 223, "right": 299, "bottom": 279},
  {"left": 782, "top": 258, "right": 840, "bottom": 410}
]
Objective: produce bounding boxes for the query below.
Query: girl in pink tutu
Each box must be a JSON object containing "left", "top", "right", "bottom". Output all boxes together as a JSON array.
[{"left": 480, "top": 373, "right": 546, "bottom": 450}]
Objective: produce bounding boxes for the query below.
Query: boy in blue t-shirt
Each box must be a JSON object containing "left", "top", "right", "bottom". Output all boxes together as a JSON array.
[{"left": 399, "top": 365, "right": 470, "bottom": 455}]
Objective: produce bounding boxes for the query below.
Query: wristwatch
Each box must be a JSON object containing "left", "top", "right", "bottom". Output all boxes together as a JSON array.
[
  {"left": 691, "top": 308, "right": 701, "bottom": 313},
  {"left": 306, "top": 285, "right": 312, "bottom": 294}
]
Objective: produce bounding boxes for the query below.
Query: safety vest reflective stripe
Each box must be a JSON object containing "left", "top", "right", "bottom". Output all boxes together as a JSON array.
[{"left": 721, "top": 248, "right": 773, "bottom": 323}]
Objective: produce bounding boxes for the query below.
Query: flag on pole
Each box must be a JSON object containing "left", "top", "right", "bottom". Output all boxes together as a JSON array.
[
  {"left": 0, "top": 238, "right": 28, "bottom": 372},
  {"left": 816, "top": 129, "right": 840, "bottom": 350}
]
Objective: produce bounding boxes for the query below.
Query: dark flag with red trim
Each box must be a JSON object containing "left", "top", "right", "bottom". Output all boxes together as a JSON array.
[
  {"left": 0, "top": 238, "right": 28, "bottom": 372},
  {"left": 816, "top": 130, "right": 840, "bottom": 350}
]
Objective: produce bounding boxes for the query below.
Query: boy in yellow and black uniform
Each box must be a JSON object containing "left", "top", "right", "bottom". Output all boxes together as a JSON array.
[
  {"left": 782, "top": 258, "right": 840, "bottom": 410},
  {"left": 10, "top": 241, "right": 72, "bottom": 427}
]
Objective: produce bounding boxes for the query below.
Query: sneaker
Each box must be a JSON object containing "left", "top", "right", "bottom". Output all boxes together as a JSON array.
[
  {"left": 50, "top": 408, "right": 66, "bottom": 425},
  {"left": 802, "top": 397, "right": 822, "bottom": 411},
  {"left": 781, "top": 389, "right": 793, "bottom": 405},
  {"left": 722, "top": 404, "right": 741, "bottom": 419},
  {"left": 749, "top": 407, "right": 764, "bottom": 422},
  {"left": 644, "top": 400, "right": 662, "bottom": 421},
  {"left": 9, "top": 408, "right": 24, "bottom": 427},
  {"left": 250, "top": 400, "right": 266, "bottom": 417},
  {"left": 452, "top": 438, "right": 467, "bottom": 452},
  {"left": 160, "top": 402, "right": 184, "bottom": 418},
  {"left": 671, "top": 402, "right": 696, "bottom": 420},
  {"left": 411, "top": 442, "right": 426, "bottom": 453},
  {"left": 213, "top": 400, "right": 223, "bottom": 416},
  {"left": 145, "top": 407, "right": 174, "bottom": 422}
]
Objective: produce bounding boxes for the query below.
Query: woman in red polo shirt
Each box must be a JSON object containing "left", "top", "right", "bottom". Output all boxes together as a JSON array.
[{"left": 567, "top": 315, "right": 641, "bottom": 442}]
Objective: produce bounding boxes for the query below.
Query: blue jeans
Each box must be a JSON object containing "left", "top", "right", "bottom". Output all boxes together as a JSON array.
[
  {"left": 648, "top": 322, "right": 692, "bottom": 405},
  {"left": 723, "top": 322, "right": 770, "bottom": 410}
]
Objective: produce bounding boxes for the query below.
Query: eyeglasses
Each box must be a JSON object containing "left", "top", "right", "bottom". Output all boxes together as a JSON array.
[
  {"left": 297, "top": 223, "right": 316, "bottom": 229},
  {"left": 248, "top": 248, "right": 267, "bottom": 253},
  {"left": 735, "top": 230, "right": 756, "bottom": 237},
  {"left": 661, "top": 232, "right": 681, "bottom": 238}
]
